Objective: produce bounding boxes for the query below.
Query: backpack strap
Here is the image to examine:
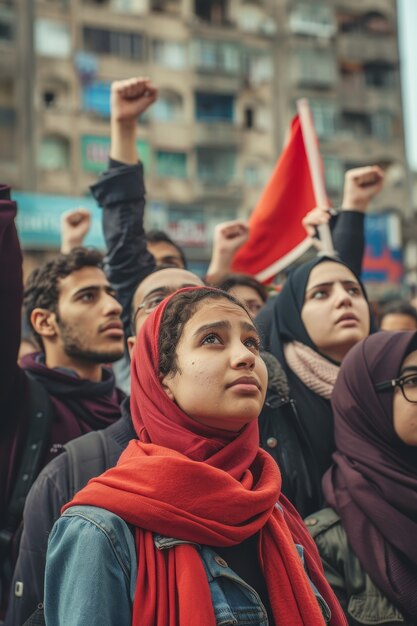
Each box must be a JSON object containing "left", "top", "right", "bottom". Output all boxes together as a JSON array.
[
  {"left": 64, "top": 430, "right": 112, "bottom": 496},
  {"left": 20, "top": 431, "right": 120, "bottom": 626},
  {"left": 0, "top": 375, "right": 54, "bottom": 561}
]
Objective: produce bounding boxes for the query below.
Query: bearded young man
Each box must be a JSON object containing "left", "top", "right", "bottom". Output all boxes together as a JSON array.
[{"left": 0, "top": 188, "right": 125, "bottom": 617}]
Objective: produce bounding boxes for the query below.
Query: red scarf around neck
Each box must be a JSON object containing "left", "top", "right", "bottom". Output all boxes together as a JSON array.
[{"left": 65, "top": 288, "right": 347, "bottom": 626}]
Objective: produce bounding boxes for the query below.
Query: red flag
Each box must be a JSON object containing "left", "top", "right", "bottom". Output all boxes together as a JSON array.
[{"left": 232, "top": 115, "right": 318, "bottom": 282}]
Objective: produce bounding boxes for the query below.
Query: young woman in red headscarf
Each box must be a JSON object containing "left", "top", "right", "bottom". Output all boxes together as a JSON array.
[{"left": 44, "top": 287, "right": 347, "bottom": 626}]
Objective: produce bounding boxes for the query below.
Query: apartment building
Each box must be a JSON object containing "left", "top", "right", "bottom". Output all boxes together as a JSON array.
[{"left": 0, "top": 0, "right": 407, "bottom": 275}]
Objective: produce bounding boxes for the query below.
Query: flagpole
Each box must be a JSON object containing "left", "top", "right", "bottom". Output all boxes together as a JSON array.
[{"left": 296, "top": 98, "right": 336, "bottom": 256}]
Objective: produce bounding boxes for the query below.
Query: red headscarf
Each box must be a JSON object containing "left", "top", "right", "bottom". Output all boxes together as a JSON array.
[{"left": 66, "top": 288, "right": 347, "bottom": 626}]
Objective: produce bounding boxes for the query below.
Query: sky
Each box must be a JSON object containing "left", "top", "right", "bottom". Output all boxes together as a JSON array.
[{"left": 397, "top": 0, "right": 417, "bottom": 171}]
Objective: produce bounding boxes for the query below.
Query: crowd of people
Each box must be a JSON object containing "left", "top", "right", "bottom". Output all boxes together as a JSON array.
[{"left": 1, "top": 76, "right": 416, "bottom": 626}]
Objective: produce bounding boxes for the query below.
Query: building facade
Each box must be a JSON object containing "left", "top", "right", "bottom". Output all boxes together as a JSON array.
[{"left": 0, "top": 0, "right": 408, "bottom": 278}]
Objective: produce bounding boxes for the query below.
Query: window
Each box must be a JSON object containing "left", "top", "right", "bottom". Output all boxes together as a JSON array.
[
  {"left": 364, "top": 61, "right": 396, "bottom": 89},
  {"left": 82, "top": 82, "right": 111, "bottom": 118},
  {"left": 110, "top": 0, "right": 148, "bottom": 14},
  {"left": 83, "top": 27, "right": 145, "bottom": 59},
  {"left": 0, "top": 106, "right": 15, "bottom": 125},
  {"left": 371, "top": 112, "right": 392, "bottom": 140},
  {"left": 0, "top": 20, "right": 13, "bottom": 41},
  {"left": 310, "top": 101, "right": 338, "bottom": 137},
  {"left": 40, "top": 79, "right": 70, "bottom": 110},
  {"left": 0, "top": 107, "right": 16, "bottom": 159},
  {"left": 0, "top": 5, "right": 14, "bottom": 42},
  {"left": 363, "top": 11, "right": 392, "bottom": 35},
  {"left": 341, "top": 112, "right": 371, "bottom": 136},
  {"left": 156, "top": 151, "right": 187, "bottom": 178},
  {"left": 339, "top": 11, "right": 392, "bottom": 36},
  {"left": 244, "top": 107, "right": 254, "bottom": 130},
  {"left": 38, "top": 136, "right": 70, "bottom": 170},
  {"left": 289, "top": 3, "right": 335, "bottom": 37},
  {"left": 151, "top": 0, "right": 180, "bottom": 14},
  {"left": 196, "top": 40, "right": 217, "bottom": 69},
  {"left": 35, "top": 19, "right": 71, "bottom": 57},
  {"left": 195, "top": 92, "right": 234, "bottom": 123},
  {"left": 222, "top": 43, "right": 240, "bottom": 72},
  {"left": 323, "top": 156, "right": 343, "bottom": 192},
  {"left": 152, "top": 40, "right": 187, "bottom": 69},
  {"left": 238, "top": 4, "right": 267, "bottom": 34},
  {"left": 151, "top": 91, "right": 183, "bottom": 121},
  {"left": 295, "top": 48, "right": 337, "bottom": 88},
  {"left": 197, "top": 148, "right": 236, "bottom": 185},
  {"left": 245, "top": 52, "right": 273, "bottom": 86},
  {"left": 243, "top": 163, "right": 262, "bottom": 187},
  {"left": 195, "top": 0, "right": 229, "bottom": 26},
  {"left": 192, "top": 40, "right": 240, "bottom": 74}
]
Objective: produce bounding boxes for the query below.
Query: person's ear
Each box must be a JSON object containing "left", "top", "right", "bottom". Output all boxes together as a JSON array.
[
  {"left": 160, "top": 374, "right": 175, "bottom": 401},
  {"left": 127, "top": 336, "right": 136, "bottom": 358},
  {"left": 30, "top": 308, "right": 58, "bottom": 341}
]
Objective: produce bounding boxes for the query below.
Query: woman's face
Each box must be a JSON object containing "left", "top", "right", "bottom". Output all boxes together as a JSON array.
[
  {"left": 393, "top": 349, "right": 417, "bottom": 446},
  {"left": 161, "top": 298, "right": 268, "bottom": 431},
  {"left": 228, "top": 285, "right": 264, "bottom": 318},
  {"left": 301, "top": 261, "right": 370, "bottom": 362}
]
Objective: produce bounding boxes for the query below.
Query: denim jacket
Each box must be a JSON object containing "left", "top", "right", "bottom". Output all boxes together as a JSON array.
[{"left": 45, "top": 505, "right": 331, "bottom": 626}]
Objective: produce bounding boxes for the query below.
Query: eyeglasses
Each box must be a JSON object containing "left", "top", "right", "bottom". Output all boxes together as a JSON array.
[
  {"left": 375, "top": 374, "right": 417, "bottom": 403},
  {"left": 131, "top": 293, "right": 168, "bottom": 330}
]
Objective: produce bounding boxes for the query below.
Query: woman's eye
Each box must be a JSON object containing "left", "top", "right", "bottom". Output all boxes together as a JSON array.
[
  {"left": 202, "top": 334, "right": 221, "bottom": 345},
  {"left": 403, "top": 375, "right": 417, "bottom": 388},
  {"left": 312, "top": 290, "right": 326, "bottom": 300},
  {"left": 244, "top": 337, "right": 260, "bottom": 351},
  {"left": 150, "top": 295, "right": 166, "bottom": 308},
  {"left": 348, "top": 286, "right": 361, "bottom": 296}
]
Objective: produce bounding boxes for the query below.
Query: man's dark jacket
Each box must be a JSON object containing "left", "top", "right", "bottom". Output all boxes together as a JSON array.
[
  {"left": 0, "top": 185, "right": 124, "bottom": 618},
  {"left": 5, "top": 401, "right": 135, "bottom": 626}
]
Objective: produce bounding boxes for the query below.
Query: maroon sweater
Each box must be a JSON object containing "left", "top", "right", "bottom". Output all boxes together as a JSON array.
[{"left": 0, "top": 186, "right": 123, "bottom": 530}]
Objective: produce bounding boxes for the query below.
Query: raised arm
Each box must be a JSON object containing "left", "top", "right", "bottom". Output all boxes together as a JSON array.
[
  {"left": 60, "top": 208, "right": 92, "bottom": 254},
  {"left": 302, "top": 165, "right": 384, "bottom": 276},
  {"left": 333, "top": 165, "right": 384, "bottom": 275},
  {"left": 90, "top": 78, "right": 158, "bottom": 339},
  {"left": 206, "top": 220, "right": 250, "bottom": 284},
  {"left": 0, "top": 185, "right": 23, "bottom": 415}
]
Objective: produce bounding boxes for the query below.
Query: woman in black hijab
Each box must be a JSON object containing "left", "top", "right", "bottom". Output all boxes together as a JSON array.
[
  {"left": 257, "top": 256, "right": 372, "bottom": 516},
  {"left": 306, "top": 331, "right": 417, "bottom": 625}
]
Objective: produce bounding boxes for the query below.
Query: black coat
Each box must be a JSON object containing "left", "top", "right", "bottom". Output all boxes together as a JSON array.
[
  {"left": 5, "top": 402, "right": 136, "bottom": 626},
  {"left": 257, "top": 214, "right": 372, "bottom": 517}
]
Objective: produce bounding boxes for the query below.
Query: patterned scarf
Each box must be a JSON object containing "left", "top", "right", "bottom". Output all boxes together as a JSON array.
[{"left": 284, "top": 341, "right": 339, "bottom": 399}]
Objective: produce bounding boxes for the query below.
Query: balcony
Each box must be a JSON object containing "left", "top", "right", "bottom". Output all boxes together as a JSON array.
[
  {"left": 338, "top": 77, "right": 401, "bottom": 112},
  {"left": 338, "top": 34, "right": 398, "bottom": 62},
  {"left": 192, "top": 179, "right": 242, "bottom": 201},
  {"left": 150, "top": 122, "right": 192, "bottom": 150},
  {"left": 194, "top": 122, "right": 241, "bottom": 146},
  {"left": 0, "top": 44, "right": 17, "bottom": 75}
]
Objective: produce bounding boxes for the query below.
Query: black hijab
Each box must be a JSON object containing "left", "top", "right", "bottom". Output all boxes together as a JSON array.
[
  {"left": 323, "top": 332, "right": 417, "bottom": 620},
  {"left": 256, "top": 256, "right": 373, "bottom": 515}
]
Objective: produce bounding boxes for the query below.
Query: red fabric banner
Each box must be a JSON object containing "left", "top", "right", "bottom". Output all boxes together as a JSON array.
[{"left": 232, "top": 115, "right": 318, "bottom": 282}]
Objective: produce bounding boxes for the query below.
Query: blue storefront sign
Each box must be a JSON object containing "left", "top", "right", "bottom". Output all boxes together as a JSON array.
[
  {"left": 362, "top": 212, "right": 403, "bottom": 284},
  {"left": 13, "top": 192, "right": 174, "bottom": 251},
  {"left": 14, "top": 192, "right": 105, "bottom": 249}
]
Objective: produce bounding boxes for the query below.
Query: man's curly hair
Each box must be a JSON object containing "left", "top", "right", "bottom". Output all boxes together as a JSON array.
[
  {"left": 23, "top": 247, "right": 104, "bottom": 349},
  {"left": 158, "top": 287, "right": 249, "bottom": 377}
]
